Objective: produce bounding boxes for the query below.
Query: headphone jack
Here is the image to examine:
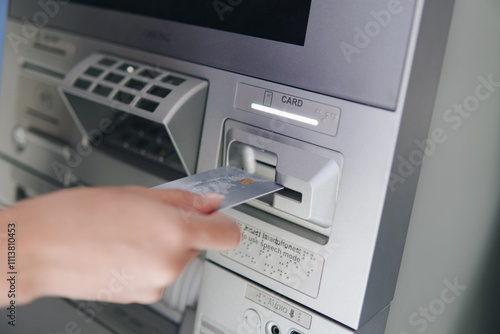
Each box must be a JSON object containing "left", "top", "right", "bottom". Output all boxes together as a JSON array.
[{"left": 266, "top": 322, "right": 280, "bottom": 334}]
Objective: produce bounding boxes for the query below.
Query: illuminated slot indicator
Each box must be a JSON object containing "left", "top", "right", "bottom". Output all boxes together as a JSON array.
[{"left": 251, "top": 103, "right": 319, "bottom": 126}]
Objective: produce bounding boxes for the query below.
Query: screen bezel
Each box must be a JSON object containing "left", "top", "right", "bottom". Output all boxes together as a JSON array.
[
  {"left": 9, "top": 0, "right": 417, "bottom": 110},
  {"left": 70, "top": 0, "right": 312, "bottom": 46}
]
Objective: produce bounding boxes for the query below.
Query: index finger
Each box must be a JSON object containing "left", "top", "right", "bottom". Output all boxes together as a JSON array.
[{"left": 131, "top": 187, "right": 224, "bottom": 214}]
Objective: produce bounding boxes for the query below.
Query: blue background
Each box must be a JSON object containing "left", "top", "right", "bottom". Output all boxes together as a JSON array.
[{"left": 0, "top": 0, "right": 7, "bottom": 84}]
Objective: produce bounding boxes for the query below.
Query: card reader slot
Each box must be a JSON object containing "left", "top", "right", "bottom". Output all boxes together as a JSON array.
[
  {"left": 258, "top": 186, "right": 303, "bottom": 206},
  {"left": 254, "top": 161, "right": 276, "bottom": 181},
  {"left": 229, "top": 142, "right": 304, "bottom": 206},
  {"left": 252, "top": 160, "right": 304, "bottom": 205},
  {"left": 224, "top": 121, "right": 342, "bottom": 231},
  {"left": 277, "top": 187, "right": 302, "bottom": 203}
]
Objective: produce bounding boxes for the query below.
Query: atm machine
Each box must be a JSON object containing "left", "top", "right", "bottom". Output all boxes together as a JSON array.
[{"left": 1, "top": 1, "right": 499, "bottom": 334}]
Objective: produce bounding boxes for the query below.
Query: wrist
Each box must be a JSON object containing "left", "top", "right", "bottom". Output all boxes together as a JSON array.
[{"left": 0, "top": 206, "right": 42, "bottom": 305}]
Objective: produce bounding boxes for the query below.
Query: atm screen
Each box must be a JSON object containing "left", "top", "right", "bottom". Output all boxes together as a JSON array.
[{"left": 71, "top": 0, "right": 312, "bottom": 46}]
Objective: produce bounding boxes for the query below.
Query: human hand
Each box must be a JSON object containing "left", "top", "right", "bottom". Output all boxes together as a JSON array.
[{"left": 0, "top": 186, "right": 240, "bottom": 306}]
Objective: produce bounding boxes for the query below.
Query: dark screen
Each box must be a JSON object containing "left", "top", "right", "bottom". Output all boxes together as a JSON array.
[{"left": 72, "top": 0, "right": 311, "bottom": 46}]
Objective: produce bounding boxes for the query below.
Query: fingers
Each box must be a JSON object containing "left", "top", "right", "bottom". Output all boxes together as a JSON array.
[
  {"left": 117, "top": 186, "right": 239, "bottom": 250},
  {"left": 150, "top": 189, "right": 223, "bottom": 214},
  {"left": 117, "top": 186, "right": 223, "bottom": 214},
  {"left": 183, "top": 212, "right": 241, "bottom": 251}
]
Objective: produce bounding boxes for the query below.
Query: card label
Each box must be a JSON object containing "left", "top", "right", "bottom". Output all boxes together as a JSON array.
[
  {"left": 245, "top": 285, "right": 312, "bottom": 329},
  {"left": 221, "top": 222, "right": 325, "bottom": 298}
]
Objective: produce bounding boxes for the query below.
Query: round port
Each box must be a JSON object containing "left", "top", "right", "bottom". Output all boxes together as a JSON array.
[{"left": 266, "top": 321, "right": 280, "bottom": 334}]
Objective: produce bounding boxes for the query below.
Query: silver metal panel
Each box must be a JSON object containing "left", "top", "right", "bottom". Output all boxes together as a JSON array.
[
  {"left": 194, "top": 261, "right": 356, "bottom": 334},
  {"left": 386, "top": 1, "right": 500, "bottom": 333},
  {"left": 9, "top": 0, "right": 417, "bottom": 110},
  {"left": 0, "top": 0, "right": 463, "bottom": 333},
  {"left": 195, "top": 262, "right": 391, "bottom": 333},
  {"left": 361, "top": 0, "right": 456, "bottom": 325},
  {"left": 203, "top": 0, "right": 455, "bottom": 328}
]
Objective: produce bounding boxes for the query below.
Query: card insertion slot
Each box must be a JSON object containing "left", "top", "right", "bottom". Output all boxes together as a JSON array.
[{"left": 224, "top": 120, "right": 343, "bottom": 231}]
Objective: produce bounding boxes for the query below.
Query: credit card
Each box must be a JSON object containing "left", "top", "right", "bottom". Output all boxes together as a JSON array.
[{"left": 153, "top": 166, "right": 283, "bottom": 211}]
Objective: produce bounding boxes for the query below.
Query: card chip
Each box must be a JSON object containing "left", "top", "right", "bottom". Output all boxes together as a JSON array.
[{"left": 238, "top": 178, "right": 255, "bottom": 185}]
